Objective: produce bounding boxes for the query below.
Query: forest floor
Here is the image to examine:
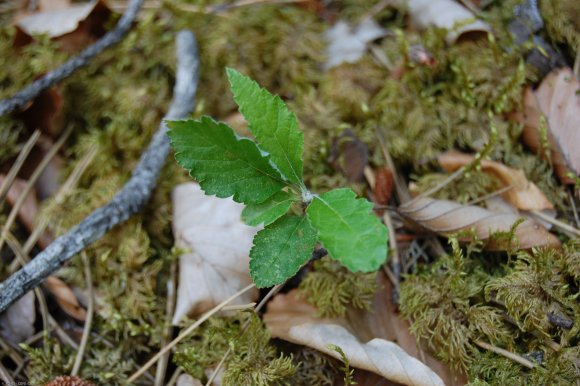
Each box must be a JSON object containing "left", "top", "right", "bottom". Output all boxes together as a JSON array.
[{"left": 0, "top": 0, "right": 579, "bottom": 385}]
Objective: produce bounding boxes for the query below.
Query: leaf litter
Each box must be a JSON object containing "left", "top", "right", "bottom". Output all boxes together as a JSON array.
[{"left": 0, "top": 0, "right": 579, "bottom": 385}]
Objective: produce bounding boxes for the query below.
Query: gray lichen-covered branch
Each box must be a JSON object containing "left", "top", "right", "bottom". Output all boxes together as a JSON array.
[
  {"left": 0, "top": 0, "right": 144, "bottom": 116},
  {"left": 0, "top": 30, "right": 200, "bottom": 313}
]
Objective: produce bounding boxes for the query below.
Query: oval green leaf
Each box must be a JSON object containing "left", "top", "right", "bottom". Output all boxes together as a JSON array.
[{"left": 306, "top": 188, "right": 388, "bottom": 272}]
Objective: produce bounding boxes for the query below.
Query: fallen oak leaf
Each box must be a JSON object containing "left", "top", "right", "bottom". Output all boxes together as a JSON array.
[
  {"left": 519, "top": 67, "right": 580, "bottom": 184},
  {"left": 171, "top": 182, "right": 259, "bottom": 324},
  {"left": 438, "top": 150, "right": 553, "bottom": 211},
  {"left": 264, "top": 290, "right": 446, "bottom": 386},
  {"left": 398, "top": 197, "right": 560, "bottom": 250},
  {"left": 396, "top": 0, "right": 491, "bottom": 44}
]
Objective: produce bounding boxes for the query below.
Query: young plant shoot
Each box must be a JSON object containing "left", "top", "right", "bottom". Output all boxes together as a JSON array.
[{"left": 168, "top": 68, "right": 388, "bottom": 287}]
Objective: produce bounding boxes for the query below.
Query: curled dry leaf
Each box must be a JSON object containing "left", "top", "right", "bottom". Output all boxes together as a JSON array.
[
  {"left": 344, "top": 274, "right": 463, "bottom": 385},
  {"left": 398, "top": 197, "right": 560, "bottom": 250},
  {"left": 45, "top": 276, "right": 86, "bottom": 321},
  {"left": 171, "top": 183, "right": 259, "bottom": 324},
  {"left": 0, "top": 291, "right": 35, "bottom": 344},
  {"left": 398, "top": 0, "right": 491, "bottom": 44},
  {"left": 438, "top": 150, "right": 553, "bottom": 211},
  {"left": 264, "top": 289, "right": 446, "bottom": 386},
  {"left": 519, "top": 67, "right": 580, "bottom": 184}
]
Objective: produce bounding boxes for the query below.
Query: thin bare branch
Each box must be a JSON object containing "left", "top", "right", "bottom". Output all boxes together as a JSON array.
[
  {"left": 0, "top": 0, "right": 144, "bottom": 116},
  {"left": 0, "top": 30, "right": 200, "bottom": 314}
]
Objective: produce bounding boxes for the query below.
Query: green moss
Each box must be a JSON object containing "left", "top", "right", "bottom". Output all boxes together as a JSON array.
[
  {"left": 21, "top": 338, "right": 74, "bottom": 385},
  {"left": 299, "top": 256, "right": 377, "bottom": 317},
  {"left": 288, "top": 347, "right": 340, "bottom": 386},
  {"left": 539, "top": 0, "right": 579, "bottom": 57},
  {"left": 0, "top": 116, "right": 24, "bottom": 164},
  {"left": 174, "top": 313, "right": 297, "bottom": 385},
  {"left": 401, "top": 238, "right": 580, "bottom": 383}
]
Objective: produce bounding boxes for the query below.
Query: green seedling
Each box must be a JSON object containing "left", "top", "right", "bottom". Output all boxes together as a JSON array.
[{"left": 168, "top": 68, "right": 388, "bottom": 287}]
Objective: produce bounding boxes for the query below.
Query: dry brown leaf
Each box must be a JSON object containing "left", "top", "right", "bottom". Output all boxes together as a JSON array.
[
  {"left": 16, "top": 87, "right": 64, "bottom": 138},
  {"left": 264, "top": 290, "right": 446, "bottom": 386},
  {"left": 0, "top": 291, "right": 35, "bottom": 344},
  {"left": 329, "top": 129, "right": 369, "bottom": 182},
  {"left": 438, "top": 150, "right": 553, "bottom": 211},
  {"left": 398, "top": 197, "right": 560, "bottom": 250},
  {"left": 176, "top": 374, "right": 203, "bottom": 386},
  {"left": 519, "top": 67, "right": 580, "bottom": 184},
  {"left": 373, "top": 167, "right": 394, "bottom": 210},
  {"left": 45, "top": 276, "right": 86, "bottom": 321},
  {"left": 15, "top": 0, "right": 112, "bottom": 52},
  {"left": 345, "top": 274, "right": 464, "bottom": 385},
  {"left": 171, "top": 183, "right": 259, "bottom": 324},
  {"left": 400, "top": 0, "right": 491, "bottom": 44},
  {"left": 0, "top": 174, "right": 54, "bottom": 248}
]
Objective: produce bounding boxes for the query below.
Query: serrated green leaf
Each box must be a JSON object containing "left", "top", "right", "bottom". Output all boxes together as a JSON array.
[
  {"left": 306, "top": 188, "right": 388, "bottom": 272},
  {"left": 250, "top": 214, "right": 317, "bottom": 288},
  {"left": 168, "top": 116, "right": 286, "bottom": 204},
  {"left": 242, "top": 190, "right": 296, "bottom": 227},
  {"left": 227, "top": 68, "right": 304, "bottom": 188}
]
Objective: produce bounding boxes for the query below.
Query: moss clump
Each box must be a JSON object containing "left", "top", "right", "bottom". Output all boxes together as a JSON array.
[
  {"left": 169, "top": 3, "right": 326, "bottom": 118},
  {"left": 299, "top": 256, "right": 377, "bottom": 317},
  {"left": 174, "top": 313, "right": 296, "bottom": 386},
  {"left": 22, "top": 338, "right": 74, "bottom": 385},
  {"left": 539, "top": 0, "right": 579, "bottom": 57},
  {"left": 401, "top": 237, "right": 580, "bottom": 383},
  {"left": 288, "top": 347, "right": 341, "bottom": 386},
  {"left": 369, "top": 29, "right": 528, "bottom": 169},
  {"left": 0, "top": 116, "right": 24, "bottom": 165}
]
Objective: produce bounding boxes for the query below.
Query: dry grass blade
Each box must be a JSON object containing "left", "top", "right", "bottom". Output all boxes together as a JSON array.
[
  {"left": 127, "top": 283, "right": 256, "bottom": 383},
  {"left": 71, "top": 252, "right": 94, "bottom": 376},
  {"left": 155, "top": 260, "right": 178, "bottom": 386},
  {"left": 398, "top": 197, "right": 560, "bottom": 250},
  {"left": 23, "top": 145, "right": 97, "bottom": 254},
  {"left": 0, "top": 129, "right": 41, "bottom": 204},
  {"left": 0, "top": 126, "right": 71, "bottom": 253}
]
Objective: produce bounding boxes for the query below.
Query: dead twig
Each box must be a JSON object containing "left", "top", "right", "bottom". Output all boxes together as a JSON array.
[
  {"left": 0, "top": 30, "right": 200, "bottom": 314},
  {"left": 0, "top": 0, "right": 144, "bottom": 116},
  {"left": 473, "top": 340, "right": 535, "bottom": 369},
  {"left": 154, "top": 258, "right": 178, "bottom": 386}
]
